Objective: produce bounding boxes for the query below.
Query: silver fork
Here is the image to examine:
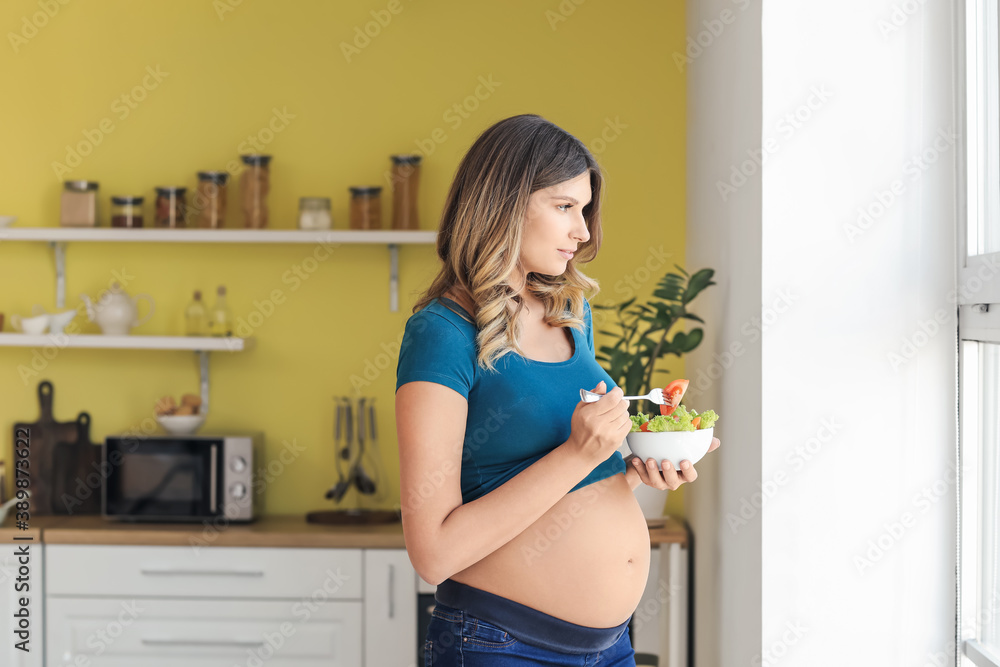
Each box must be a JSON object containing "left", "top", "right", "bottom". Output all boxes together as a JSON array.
[{"left": 579, "top": 388, "right": 666, "bottom": 404}]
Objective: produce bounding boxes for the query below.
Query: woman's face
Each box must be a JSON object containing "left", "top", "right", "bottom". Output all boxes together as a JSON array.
[{"left": 519, "top": 171, "right": 592, "bottom": 279}]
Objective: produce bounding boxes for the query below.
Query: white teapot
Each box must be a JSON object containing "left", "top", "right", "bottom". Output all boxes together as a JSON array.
[{"left": 80, "top": 282, "right": 155, "bottom": 335}]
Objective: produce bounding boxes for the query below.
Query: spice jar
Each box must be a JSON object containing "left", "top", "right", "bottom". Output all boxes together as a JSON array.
[
  {"left": 298, "top": 197, "right": 332, "bottom": 230},
  {"left": 349, "top": 187, "right": 382, "bottom": 230},
  {"left": 110, "top": 196, "right": 144, "bottom": 228},
  {"left": 240, "top": 154, "right": 271, "bottom": 228},
  {"left": 60, "top": 180, "right": 99, "bottom": 227},
  {"left": 390, "top": 155, "right": 421, "bottom": 230},
  {"left": 194, "top": 171, "right": 229, "bottom": 228},
  {"left": 154, "top": 187, "right": 187, "bottom": 228}
]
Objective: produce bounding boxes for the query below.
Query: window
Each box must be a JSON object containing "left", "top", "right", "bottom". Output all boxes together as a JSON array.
[{"left": 960, "top": 2, "right": 1000, "bottom": 665}]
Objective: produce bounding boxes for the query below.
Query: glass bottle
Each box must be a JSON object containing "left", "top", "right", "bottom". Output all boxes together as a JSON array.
[
  {"left": 209, "top": 285, "right": 233, "bottom": 337},
  {"left": 184, "top": 290, "right": 208, "bottom": 336},
  {"left": 390, "top": 155, "right": 421, "bottom": 230},
  {"left": 60, "top": 180, "right": 99, "bottom": 227},
  {"left": 154, "top": 187, "right": 187, "bottom": 228},
  {"left": 240, "top": 155, "right": 271, "bottom": 228},
  {"left": 349, "top": 187, "right": 382, "bottom": 230},
  {"left": 298, "top": 197, "right": 332, "bottom": 230},
  {"left": 194, "top": 171, "right": 229, "bottom": 229},
  {"left": 110, "top": 196, "right": 143, "bottom": 228}
]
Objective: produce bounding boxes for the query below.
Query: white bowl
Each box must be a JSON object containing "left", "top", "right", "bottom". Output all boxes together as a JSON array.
[
  {"left": 626, "top": 427, "right": 714, "bottom": 470},
  {"left": 0, "top": 216, "right": 16, "bottom": 228},
  {"left": 156, "top": 414, "right": 205, "bottom": 436}
]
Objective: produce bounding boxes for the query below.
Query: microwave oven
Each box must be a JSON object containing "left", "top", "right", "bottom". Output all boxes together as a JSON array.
[{"left": 103, "top": 432, "right": 263, "bottom": 522}]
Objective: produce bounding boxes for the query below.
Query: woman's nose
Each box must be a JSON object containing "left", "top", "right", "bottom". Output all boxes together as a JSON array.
[{"left": 574, "top": 213, "right": 590, "bottom": 243}]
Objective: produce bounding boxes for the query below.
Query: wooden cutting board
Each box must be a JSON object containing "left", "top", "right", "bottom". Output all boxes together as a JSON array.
[
  {"left": 13, "top": 381, "right": 87, "bottom": 516},
  {"left": 51, "top": 412, "right": 102, "bottom": 515}
]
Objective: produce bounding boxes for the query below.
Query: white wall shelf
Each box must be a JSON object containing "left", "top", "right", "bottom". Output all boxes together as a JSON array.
[
  {"left": 0, "top": 227, "right": 438, "bottom": 312},
  {"left": 0, "top": 333, "right": 254, "bottom": 412},
  {"left": 0, "top": 333, "right": 252, "bottom": 351}
]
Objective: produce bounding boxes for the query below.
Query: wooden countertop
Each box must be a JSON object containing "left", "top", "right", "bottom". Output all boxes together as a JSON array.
[{"left": 1, "top": 514, "right": 687, "bottom": 548}]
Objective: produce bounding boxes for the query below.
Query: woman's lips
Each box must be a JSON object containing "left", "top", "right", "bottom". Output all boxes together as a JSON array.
[{"left": 558, "top": 249, "right": 574, "bottom": 260}]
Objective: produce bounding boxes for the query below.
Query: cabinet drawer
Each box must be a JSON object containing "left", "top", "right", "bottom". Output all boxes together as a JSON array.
[
  {"left": 46, "top": 545, "right": 362, "bottom": 600},
  {"left": 46, "top": 597, "right": 361, "bottom": 667}
]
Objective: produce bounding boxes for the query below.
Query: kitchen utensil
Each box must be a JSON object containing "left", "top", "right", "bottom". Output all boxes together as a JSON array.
[
  {"left": 626, "top": 427, "right": 715, "bottom": 471},
  {"left": 80, "top": 281, "right": 155, "bottom": 335},
  {"left": 11, "top": 312, "right": 50, "bottom": 335},
  {"left": 50, "top": 412, "right": 101, "bottom": 515},
  {"left": 354, "top": 398, "right": 376, "bottom": 495},
  {"left": 13, "top": 381, "right": 85, "bottom": 516},
  {"left": 156, "top": 413, "right": 206, "bottom": 435},
  {"left": 580, "top": 387, "right": 666, "bottom": 404},
  {"left": 47, "top": 308, "right": 78, "bottom": 335},
  {"left": 325, "top": 399, "right": 351, "bottom": 502}
]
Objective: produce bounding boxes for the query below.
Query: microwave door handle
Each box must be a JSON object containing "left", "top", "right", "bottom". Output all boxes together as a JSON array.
[{"left": 210, "top": 444, "right": 218, "bottom": 513}]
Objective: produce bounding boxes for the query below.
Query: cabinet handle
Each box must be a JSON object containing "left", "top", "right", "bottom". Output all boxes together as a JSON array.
[
  {"left": 140, "top": 568, "right": 264, "bottom": 577},
  {"left": 142, "top": 638, "right": 266, "bottom": 648},
  {"left": 388, "top": 563, "right": 395, "bottom": 619},
  {"left": 209, "top": 444, "right": 218, "bottom": 513}
]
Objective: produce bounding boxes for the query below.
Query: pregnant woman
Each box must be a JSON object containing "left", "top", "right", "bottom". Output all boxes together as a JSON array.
[{"left": 395, "top": 114, "right": 720, "bottom": 665}]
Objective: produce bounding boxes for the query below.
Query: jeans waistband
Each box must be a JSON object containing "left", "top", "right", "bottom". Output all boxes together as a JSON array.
[{"left": 434, "top": 578, "right": 630, "bottom": 654}]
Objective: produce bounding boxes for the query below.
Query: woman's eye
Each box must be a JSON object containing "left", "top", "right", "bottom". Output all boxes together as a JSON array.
[{"left": 557, "top": 204, "right": 572, "bottom": 212}]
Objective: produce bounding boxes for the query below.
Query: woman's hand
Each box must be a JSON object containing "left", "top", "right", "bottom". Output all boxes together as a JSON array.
[
  {"left": 628, "top": 437, "right": 721, "bottom": 491},
  {"left": 565, "top": 381, "right": 633, "bottom": 468}
]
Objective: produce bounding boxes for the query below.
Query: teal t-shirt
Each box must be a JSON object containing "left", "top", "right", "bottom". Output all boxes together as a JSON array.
[{"left": 395, "top": 296, "right": 625, "bottom": 504}]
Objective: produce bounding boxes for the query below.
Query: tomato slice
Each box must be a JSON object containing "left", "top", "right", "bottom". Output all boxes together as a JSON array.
[
  {"left": 692, "top": 416, "right": 702, "bottom": 429},
  {"left": 639, "top": 421, "right": 650, "bottom": 432},
  {"left": 659, "top": 379, "right": 690, "bottom": 416}
]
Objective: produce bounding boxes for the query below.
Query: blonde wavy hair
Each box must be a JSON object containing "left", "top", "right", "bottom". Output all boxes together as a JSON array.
[{"left": 412, "top": 114, "right": 604, "bottom": 372}]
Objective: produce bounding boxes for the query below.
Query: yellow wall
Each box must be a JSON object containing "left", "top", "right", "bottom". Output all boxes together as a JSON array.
[{"left": 0, "top": 0, "right": 687, "bottom": 517}]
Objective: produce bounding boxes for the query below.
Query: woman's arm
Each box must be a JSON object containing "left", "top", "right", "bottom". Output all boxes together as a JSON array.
[{"left": 396, "top": 381, "right": 602, "bottom": 586}]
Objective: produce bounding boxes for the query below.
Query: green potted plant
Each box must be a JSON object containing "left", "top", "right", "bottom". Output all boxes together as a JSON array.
[{"left": 593, "top": 266, "right": 716, "bottom": 415}]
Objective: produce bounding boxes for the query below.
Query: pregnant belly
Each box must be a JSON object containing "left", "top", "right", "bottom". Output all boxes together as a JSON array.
[{"left": 451, "top": 472, "right": 651, "bottom": 628}]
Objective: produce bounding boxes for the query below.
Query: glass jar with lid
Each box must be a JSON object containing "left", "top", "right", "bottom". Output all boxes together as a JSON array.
[
  {"left": 240, "top": 154, "right": 271, "bottom": 228},
  {"left": 60, "top": 180, "right": 99, "bottom": 227},
  {"left": 194, "top": 171, "right": 229, "bottom": 228},
  {"left": 154, "top": 187, "right": 187, "bottom": 228},
  {"left": 390, "top": 154, "right": 421, "bottom": 230},
  {"left": 349, "top": 187, "right": 382, "bottom": 230},
  {"left": 110, "top": 196, "right": 144, "bottom": 228},
  {"left": 298, "top": 197, "right": 332, "bottom": 230}
]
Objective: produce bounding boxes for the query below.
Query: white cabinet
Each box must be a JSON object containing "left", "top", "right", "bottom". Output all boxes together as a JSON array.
[
  {"left": 46, "top": 598, "right": 361, "bottom": 667},
  {"left": 363, "top": 549, "right": 416, "bottom": 667},
  {"left": 1, "top": 541, "right": 43, "bottom": 667},
  {"left": 43, "top": 544, "right": 417, "bottom": 667},
  {"left": 631, "top": 543, "right": 689, "bottom": 667}
]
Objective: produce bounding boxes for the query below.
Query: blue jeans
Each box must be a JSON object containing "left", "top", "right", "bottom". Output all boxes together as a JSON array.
[{"left": 424, "top": 601, "right": 637, "bottom": 666}]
